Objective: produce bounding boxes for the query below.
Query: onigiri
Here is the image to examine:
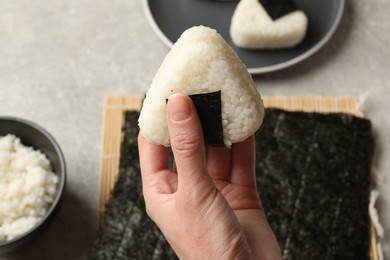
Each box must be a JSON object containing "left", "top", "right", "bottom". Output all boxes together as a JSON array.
[
  {"left": 230, "top": 0, "right": 308, "bottom": 49},
  {"left": 138, "top": 26, "right": 264, "bottom": 147}
]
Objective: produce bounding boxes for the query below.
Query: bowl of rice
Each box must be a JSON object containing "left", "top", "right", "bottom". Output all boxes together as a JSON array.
[{"left": 0, "top": 117, "right": 66, "bottom": 254}]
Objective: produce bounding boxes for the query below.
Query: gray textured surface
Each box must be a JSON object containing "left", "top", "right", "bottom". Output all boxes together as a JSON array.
[{"left": 0, "top": 0, "right": 388, "bottom": 259}]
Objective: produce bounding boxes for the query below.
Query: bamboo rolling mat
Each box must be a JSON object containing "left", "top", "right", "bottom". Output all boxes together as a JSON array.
[{"left": 98, "top": 95, "right": 378, "bottom": 260}]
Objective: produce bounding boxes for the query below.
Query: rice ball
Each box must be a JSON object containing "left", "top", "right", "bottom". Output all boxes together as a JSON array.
[
  {"left": 230, "top": 0, "right": 308, "bottom": 49},
  {"left": 138, "top": 26, "right": 264, "bottom": 147}
]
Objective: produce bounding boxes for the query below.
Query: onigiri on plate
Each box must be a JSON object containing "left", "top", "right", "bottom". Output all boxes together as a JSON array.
[{"left": 230, "top": 0, "right": 308, "bottom": 49}]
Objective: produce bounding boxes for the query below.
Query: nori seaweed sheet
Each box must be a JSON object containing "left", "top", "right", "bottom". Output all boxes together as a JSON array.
[
  {"left": 89, "top": 109, "right": 374, "bottom": 260},
  {"left": 257, "top": 110, "right": 374, "bottom": 259},
  {"left": 89, "top": 112, "right": 177, "bottom": 260},
  {"left": 189, "top": 91, "right": 224, "bottom": 147},
  {"left": 259, "top": 0, "right": 298, "bottom": 20}
]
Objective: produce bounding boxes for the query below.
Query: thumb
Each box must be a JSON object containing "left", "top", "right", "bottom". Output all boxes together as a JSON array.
[{"left": 167, "top": 93, "right": 212, "bottom": 191}]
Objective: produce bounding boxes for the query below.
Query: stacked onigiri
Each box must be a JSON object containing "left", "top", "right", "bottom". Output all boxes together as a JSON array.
[{"left": 138, "top": 26, "right": 264, "bottom": 147}]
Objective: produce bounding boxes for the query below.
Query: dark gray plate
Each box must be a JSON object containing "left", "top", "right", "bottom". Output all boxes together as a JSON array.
[{"left": 143, "top": 0, "right": 345, "bottom": 74}]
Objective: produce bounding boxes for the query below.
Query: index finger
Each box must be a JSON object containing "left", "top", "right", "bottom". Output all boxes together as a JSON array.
[
  {"left": 230, "top": 135, "right": 257, "bottom": 188},
  {"left": 138, "top": 132, "right": 170, "bottom": 176}
]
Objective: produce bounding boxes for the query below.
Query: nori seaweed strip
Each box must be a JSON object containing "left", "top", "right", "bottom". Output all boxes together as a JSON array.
[
  {"left": 189, "top": 91, "right": 224, "bottom": 147},
  {"left": 259, "top": 0, "right": 298, "bottom": 20},
  {"left": 90, "top": 108, "right": 374, "bottom": 260}
]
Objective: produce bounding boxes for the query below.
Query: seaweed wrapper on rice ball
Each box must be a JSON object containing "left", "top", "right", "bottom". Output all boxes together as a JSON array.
[{"left": 138, "top": 26, "right": 264, "bottom": 147}]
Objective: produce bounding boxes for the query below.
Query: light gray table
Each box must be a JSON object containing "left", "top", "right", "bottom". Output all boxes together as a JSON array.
[{"left": 1, "top": 0, "right": 388, "bottom": 259}]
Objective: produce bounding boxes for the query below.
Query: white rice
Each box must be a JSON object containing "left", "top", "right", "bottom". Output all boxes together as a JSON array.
[
  {"left": 230, "top": 0, "right": 308, "bottom": 49},
  {"left": 0, "top": 134, "right": 58, "bottom": 243},
  {"left": 139, "top": 26, "right": 264, "bottom": 147}
]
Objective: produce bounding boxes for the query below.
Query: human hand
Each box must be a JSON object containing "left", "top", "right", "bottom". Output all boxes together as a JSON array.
[{"left": 138, "top": 93, "right": 281, "bottom": 259}]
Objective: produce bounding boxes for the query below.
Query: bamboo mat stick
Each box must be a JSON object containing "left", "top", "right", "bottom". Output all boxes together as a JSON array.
[
  {"left": 262, "top": 96, "right": 362, "bottom": 117},
  {"left": 371, "top": 222, "right": 379, "bottom": 260}
]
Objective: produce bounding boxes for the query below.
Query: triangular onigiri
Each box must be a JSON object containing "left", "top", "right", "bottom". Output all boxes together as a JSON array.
[
  {"left": 138, "top": 26, "right": 264, "bottom": 147},
  {"left": 230, "top": 0, "right": 308, "bottom": 49}
]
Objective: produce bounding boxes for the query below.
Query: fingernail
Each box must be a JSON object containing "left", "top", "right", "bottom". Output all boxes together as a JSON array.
[{"left": 169, "top": 94, "right": 191, "bottom": 122}]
